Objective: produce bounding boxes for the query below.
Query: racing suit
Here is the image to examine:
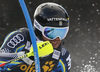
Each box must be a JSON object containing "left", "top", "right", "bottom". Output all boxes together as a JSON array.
[{"left": 0, "top": 28, "right": 71, "bottom": 72}]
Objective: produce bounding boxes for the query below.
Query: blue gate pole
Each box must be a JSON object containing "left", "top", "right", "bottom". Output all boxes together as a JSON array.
[{"left": 18, "top": 0, "right": 40, "bottom": 72}]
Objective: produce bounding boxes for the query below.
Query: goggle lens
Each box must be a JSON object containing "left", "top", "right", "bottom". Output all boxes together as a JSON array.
[{"left": 43, "top": 27, "right": 69, "bottom": 40}]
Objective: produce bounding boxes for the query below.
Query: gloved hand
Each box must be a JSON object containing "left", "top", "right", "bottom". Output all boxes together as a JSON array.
[
  {"left": 30, "top": 41, "right": 54, "bottom": 57},
  {"left": 17, "top": 41, "right": 54, "bottom": 65}
]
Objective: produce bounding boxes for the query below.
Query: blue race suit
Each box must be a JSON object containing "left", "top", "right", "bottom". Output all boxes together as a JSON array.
[{"left": 0, "top": 28, "right": 71, "bottom": 72}]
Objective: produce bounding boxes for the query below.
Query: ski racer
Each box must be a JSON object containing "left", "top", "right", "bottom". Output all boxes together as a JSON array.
[{"left": 0, "top": 2, "right": 71, "bottom": 72}]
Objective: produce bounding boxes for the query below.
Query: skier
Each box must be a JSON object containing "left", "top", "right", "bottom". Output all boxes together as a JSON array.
[{"left": 0, "top": 2, "right": 71, "bottom": 72}]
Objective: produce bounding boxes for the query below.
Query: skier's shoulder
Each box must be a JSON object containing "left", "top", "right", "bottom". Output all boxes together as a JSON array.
[
  {"left": 8, "top": 27, "right": 29, "bottom": 35},
  {"left": 18, "top": 27, "right": 29, "bottom": 33},
  {"left": 16, "top": 27, "right": 30, "bottom": 38}
]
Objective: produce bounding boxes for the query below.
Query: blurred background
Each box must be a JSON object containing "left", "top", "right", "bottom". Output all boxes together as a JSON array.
[{"left": 0, "top": 0, "right": 100, "bottom": 72}]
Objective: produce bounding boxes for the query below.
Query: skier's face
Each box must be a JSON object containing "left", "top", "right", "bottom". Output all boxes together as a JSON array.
[{"left": 42, "top": 36, "right": 61, "bottom": 48}]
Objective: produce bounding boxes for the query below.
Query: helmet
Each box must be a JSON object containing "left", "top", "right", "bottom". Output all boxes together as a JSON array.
[{"left": 34, "top": 2, "right": 69, "bottom": 40}]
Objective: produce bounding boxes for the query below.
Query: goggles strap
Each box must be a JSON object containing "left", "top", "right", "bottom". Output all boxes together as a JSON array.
[{"left": 34, "top": 19, "right": 43, "bottom": 32}]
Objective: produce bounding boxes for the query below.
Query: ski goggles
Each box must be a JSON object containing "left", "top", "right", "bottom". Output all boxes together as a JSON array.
[
  {"left": 34, "top": 19, "right": 69, "bottom": 40},
  {"left": 42, "top": 27, "right": 69, "bottom": 40}
]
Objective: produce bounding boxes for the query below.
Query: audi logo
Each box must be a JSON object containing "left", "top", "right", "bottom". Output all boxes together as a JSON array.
[{"left": 7, "top": 34, "right": 24, "bottom": 48}]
